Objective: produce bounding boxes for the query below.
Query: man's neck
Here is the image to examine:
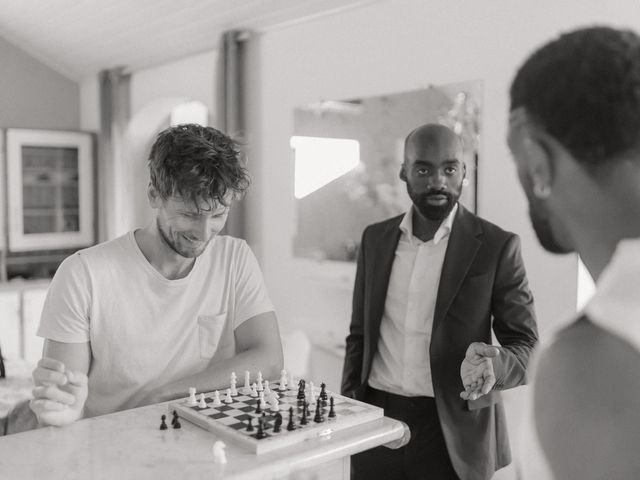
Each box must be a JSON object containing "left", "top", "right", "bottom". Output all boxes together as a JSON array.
[
  {"left": 411, "top": 209, "right": 445, "bottom": 242},
  {"left": 134, "top": 223, "right": 195, "bottom": 280}
]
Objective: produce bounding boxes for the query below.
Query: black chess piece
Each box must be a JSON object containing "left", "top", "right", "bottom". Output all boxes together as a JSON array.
[
  {"left": 313, "top": 401, "right": 324, "bottom": 423},
  {"left": 328, "top": 396, "right": 336, "bottom": 418},
  {"left": 273, "top": 412, "right": 283, "bottom": 433},
  {"left": 320, "top": 382, "right": 328, "bottom": 401},
  {"left": 287, "top": 406, "right": 296, "bottom": 431},
  {"left": 246, "top": 417, "right": 254, "bottom": 432},
  {"left": 171, "top": 410, "right": 179, "bottom": 426},
  {"left": 297, "top": 379, "right": 306, "bottom": 400},
  {"left": 159, "top": 414, "right": 168, "bottom": 430},
  {"left": 300, "top": 402, "right": 308, "bottom": 425},
  {"left": 255, "top": 399, "right": 262, "bottom": 415},
  {"left": 256, "top": 417, "right": 266, "bottom": 439}
]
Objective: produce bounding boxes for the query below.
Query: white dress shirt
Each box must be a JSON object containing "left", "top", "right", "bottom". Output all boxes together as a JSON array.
[{"left": 368, "top": 204, "right": 458, "bottom": 397}]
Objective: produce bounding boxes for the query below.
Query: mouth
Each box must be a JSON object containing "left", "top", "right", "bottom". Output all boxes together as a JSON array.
[
  {"left": 425, "top": 194, "right": 449, "bottom": 206},
  {"left": 181, "top": 234, "right": 203, "bottom": 245}
]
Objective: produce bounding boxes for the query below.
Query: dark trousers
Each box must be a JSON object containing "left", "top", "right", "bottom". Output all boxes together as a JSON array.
[{"left": 351, "top": 387, "right": 459, "bottom": 480}]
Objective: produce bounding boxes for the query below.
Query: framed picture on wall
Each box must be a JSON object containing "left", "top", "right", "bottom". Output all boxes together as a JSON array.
[{"left": 6, "top": 129, "right": 95, "bottom": 252}]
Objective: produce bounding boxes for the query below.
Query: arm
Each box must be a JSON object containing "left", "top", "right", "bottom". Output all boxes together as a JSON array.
[
  {"left": 143, "top": 311, "right": 283, "bottom": 403},
  {"left": 460, "top": 234, "right": 538, "bottom": 399},
  {"left": 535, "top": 319, "right": 640, "bottom": 479},
  {"left": 341, "top": 228, "right": 367, "bottom": 397},
  {"left": 30, "top": 340, "right": 90, "bottom": 426}
]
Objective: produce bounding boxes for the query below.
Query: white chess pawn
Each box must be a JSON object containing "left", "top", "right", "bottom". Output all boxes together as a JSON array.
[
  {"left": 263, "top": 380, "right": 271, "bottom": 396},
  {"left": 309, "top": 381, "right": 316, "bottom": 404},
  {"left": 212, "top": 440, "right": 227, "bottom": 464},
  {"left": 224, "top": 388, "right": 233, "bottom": 404},
  {"left": 288, "top": 373, "right": 296, "bottom": 391},
  {"left": 188, "top": 387, "right": 197, "bottom": 406},
  {"left": 250, "top": 383, "right": 258, "bottom": 398},
  {"left": 212, "top": 390, "right": 222, "bottom": 407},
  {"left": 230, "top": 371, "right": 237, "bottom": 381},
  {"left": 243, "top": 370, "right": 251, "bottom": 395},
  {"left": 230, "top": 376, "right": 238, "bottom": 396},
  {"left": 198, "top": 393, "right": 207, "bottom": 408},
  {"left": 259, "top": 391, "right": 266, "bottom": 409}
]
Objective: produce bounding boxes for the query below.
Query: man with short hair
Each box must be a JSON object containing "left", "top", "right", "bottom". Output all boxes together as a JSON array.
[
  {"left": 342, "top": 123, "right": 538, "bottom": 480},
  {"left": 509, "top": 26, "right": 640, "bottom": 479},
  {"left": 29, "top": 124, "right": 283, "bottom": 427}
]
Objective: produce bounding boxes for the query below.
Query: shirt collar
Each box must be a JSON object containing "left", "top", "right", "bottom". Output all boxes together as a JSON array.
[{"left": 399, "top": 203, "right": 459, "bottom": 245}]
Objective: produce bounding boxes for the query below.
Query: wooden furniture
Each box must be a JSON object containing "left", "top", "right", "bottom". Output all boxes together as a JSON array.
[{"left": 0, "top": 401, "right": 408, "bottom": 479}]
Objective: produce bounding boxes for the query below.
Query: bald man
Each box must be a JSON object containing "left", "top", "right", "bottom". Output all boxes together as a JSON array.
[{"left": 341, "top": 124, "right": 538, "bottom": 480}]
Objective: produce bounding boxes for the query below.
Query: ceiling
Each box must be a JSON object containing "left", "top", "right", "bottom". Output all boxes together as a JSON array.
[{"left": 0, "top": 0, "right": 376, "bottom": 81}]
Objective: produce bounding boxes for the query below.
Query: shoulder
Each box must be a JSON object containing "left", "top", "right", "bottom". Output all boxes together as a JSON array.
[
  {"left": 464, "top": 209, "right": 517, "bottom": 243},
  {"left": 534, "top": 316, "right": 640, "bottom": 479},
  {"left": 362, "top": 214, "right": 404, "bottom": 237}
]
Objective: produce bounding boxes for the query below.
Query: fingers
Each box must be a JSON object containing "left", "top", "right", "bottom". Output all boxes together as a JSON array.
[
  {"left": 466, "top": 342, "right": 501, "bottom": 359},
  {"left": 65, "top": 370, "right": 88, "bottom": 387},
  {"left": 32, "top": 357, "right": 68, "bottom": 386},
  {"left": 30, "top": 398, "right": 68, "bottom": 413},
  {"left": 32, "top": 385, "right": 76, "bottom": 406}
]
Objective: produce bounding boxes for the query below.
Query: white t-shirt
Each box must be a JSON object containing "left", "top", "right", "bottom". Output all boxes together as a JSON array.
[{"left": 37, "top": 232, "right": 274, "bottom": 417}]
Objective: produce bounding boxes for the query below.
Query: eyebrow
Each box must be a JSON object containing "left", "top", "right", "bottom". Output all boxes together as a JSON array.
[{"left": 413, "top": 159, "right": 461, "bottom": 166}]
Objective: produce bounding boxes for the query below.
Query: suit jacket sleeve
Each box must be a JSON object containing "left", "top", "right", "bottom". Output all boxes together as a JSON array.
[
  {"left": 341, "top": 227, "right": 368, "bottom": 398},
  {"left": 490, "top": 234, "right": 539, "bottom": 390}
]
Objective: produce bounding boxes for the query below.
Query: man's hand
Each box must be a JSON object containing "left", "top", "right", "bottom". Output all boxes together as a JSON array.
[
  {"left": 459, "top": 342, "right": 500, "bottom": 401},
  {"left": 30, "top": 357, "right": 88, "bottom": 427}
]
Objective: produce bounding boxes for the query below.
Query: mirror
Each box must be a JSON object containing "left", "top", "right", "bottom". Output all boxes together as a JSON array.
[{"left": 291, "top": 80, "right": 482, "bottom": 262}]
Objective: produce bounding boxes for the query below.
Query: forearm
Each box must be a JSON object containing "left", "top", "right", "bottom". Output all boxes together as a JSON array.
[{"left": 492, "top": 342, "right": 534, "bottom": 389}]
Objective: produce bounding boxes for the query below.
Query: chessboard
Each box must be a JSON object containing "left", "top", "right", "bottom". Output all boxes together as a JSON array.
[{"left": 168, "top": 377, "right": 383, "bottom": 455}]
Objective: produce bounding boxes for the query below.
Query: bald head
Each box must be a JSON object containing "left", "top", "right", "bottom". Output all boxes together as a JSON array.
[{"left": 404, "top": 124, "right": 463, "bottom": 162}]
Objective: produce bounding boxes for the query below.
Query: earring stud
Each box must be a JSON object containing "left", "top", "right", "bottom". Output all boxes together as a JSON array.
[{"left": 533, "top": 183, "right": 551, "bottom": 198}]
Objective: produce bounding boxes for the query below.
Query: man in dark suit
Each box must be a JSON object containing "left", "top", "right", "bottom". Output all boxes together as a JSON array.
[{"left": 341, "top": 124, "right": 538, "bottom": 480}]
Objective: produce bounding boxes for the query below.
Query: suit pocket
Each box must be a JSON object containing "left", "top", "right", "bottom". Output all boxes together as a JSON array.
[
  {"left": 467, "top": 391, "right": 501, "bottom": 411},
  {"left": 198, "top": 313, "right": 227, "bottom": 359}
]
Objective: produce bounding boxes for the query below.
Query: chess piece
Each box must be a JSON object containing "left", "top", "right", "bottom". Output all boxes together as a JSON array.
[
  {"left": 288, "top": 373, "right": 296, "bottom": 391},
  {"left": 313, "top": 401, "right": 323, "bottom": 423},
  {"left": 198, "top": 393, "right": 207, "bottom": 408},
  {"left": 246, "top": 417, "right": 254, "bottom": 432},
  {"left": 171, "top": 410, "right": 181, "bottom": 429},
  {"left": 256, "top": 417, "right": 266, "bottom": 439},
  {"left": 328, "top": 396, "right": 336, "bottom": 418},
  {"left": 230, "top": 373, "right": 238, "bottom": 396},
  {"left": 273, "top": 412, "right": 283, "bottom": 433},
  {"left": 320, "top": 382, "right": 328, "bottom": 402},
  {"left": 309, "top": 381, "right": 316, "bottom": 405},
  {"left": 264, "top": 380, "right": 271, "bottom": 396},
  {"left": 279, "top": 369, "right": 287, "bottom": 391},
  {"left": 160, "top": 414, "right": 168, "bottom": 430},
  {"left": 300, "top": 402, "right": 308, "bottom": 425},
  {"left": 212, "top": 440, "right": 227, "bottom": 464},
  {"left": 250, "top": 383, "right": 258, "bottom": 398},
  {"left": 255, "top": 399, "right": 262, "bottom": 415},
  {"left": 270, "top": 394, "right": 280, "bottom": 412},
  {"left": 297, "top": 380, "right": 306, "bottom": 400},
  {"left": 257, "top": 371, "right": 263, "bottom": 384},
  {"left": 286, "top": 407, "right": 296, "bottom": 431},
  {"left": 187, "top": 387, "right": 197, "bottom": 406},
  {"left": 224, "top": 388, "right": 233, "bottom": 404},
  {"left": 243, "top": 370, "right": 252, "bottom": 394},
  {"left": 212, "top": 390, "right": 222, "bottom": 407}
]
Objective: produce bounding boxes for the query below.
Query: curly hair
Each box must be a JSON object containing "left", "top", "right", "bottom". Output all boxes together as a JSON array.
[
  {"left": 510, "top": 26, "right": 640, "bottom": 173},
  {"left": 148, "top": 124, "right": 250, "bottom": 209}
]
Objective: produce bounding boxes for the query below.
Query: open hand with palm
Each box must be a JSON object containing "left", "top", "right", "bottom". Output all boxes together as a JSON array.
[{"left": 459, "top": 342, "right": 500, "bottom": 400}]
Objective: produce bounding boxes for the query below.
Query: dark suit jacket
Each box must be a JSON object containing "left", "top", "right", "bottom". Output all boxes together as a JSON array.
[{"left": 341, "top": 205, "right": 538, "bottom": 480}]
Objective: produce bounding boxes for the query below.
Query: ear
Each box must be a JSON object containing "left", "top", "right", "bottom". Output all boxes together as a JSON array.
[
  {"left": 523, "top": 133, "right": 554, "bottom": 199},
  {"left": 399, "top": 164, "right": 407, "bottom": 182},
  {"left": 147, "top": 183, "right": 163, "bottom": 208}
]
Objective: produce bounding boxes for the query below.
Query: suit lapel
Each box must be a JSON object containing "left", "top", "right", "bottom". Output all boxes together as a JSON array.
[
  {"left": 366, "top": 217, "right": 402, "bottom": 373},
  {"left": 433, "top": 206, "right": 482, "bottom": 334}
]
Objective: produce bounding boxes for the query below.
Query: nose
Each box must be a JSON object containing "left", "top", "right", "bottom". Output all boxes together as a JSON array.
[{"left": 427, "top": 170, "right": 446, "bottom": 189}]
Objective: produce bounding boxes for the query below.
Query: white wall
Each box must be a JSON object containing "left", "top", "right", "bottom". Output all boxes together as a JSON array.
[{"left": 245, "top": 1, "right": 640, "bottom": 477}]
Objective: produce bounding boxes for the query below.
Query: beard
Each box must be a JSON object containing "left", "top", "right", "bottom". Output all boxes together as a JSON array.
[
  {"left": 407, "top": 184, "right": 459, "bottom": 221},
  {"left": 527, "top": 198, "right": 573, "bottom": 254},
  {"left": 157, "top": 218, "right": 210, "bottom": 258}
]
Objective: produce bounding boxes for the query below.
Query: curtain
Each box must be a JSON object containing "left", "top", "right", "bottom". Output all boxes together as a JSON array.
[
  {"left": 98, "top": 67, "right": 131, "bottom": 242},
  {"left": 217, "top": 30, "right": 251, "bottom": 239}
]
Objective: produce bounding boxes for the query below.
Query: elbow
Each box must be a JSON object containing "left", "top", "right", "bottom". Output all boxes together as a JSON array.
[{"left": 261, "top": 343, "right": 284, "bottom": 381}]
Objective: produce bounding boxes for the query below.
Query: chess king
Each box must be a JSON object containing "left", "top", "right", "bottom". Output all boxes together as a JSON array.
[{"left": 28, "top": 124, "right": 283, "bottom": 428}]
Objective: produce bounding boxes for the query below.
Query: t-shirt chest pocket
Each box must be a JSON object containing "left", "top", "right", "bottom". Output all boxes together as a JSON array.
[{"left": 197, "top": 313, "right": 227, "bottom": 358}]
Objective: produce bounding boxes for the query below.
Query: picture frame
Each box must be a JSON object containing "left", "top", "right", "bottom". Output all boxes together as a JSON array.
[{"left": 6, "top": 129, "right": 95, "bottom": 252}]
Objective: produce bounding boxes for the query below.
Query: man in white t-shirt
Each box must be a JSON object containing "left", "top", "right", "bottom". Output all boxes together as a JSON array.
[
  {"left": 28, "top": 124, "right": 283, "bottom": 427},
  {"left": 509, "top": 27, "right": 640, "bottom": 479}
]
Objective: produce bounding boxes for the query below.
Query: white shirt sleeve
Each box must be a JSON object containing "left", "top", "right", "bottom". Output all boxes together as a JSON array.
[
  {"left": 232, "top": 241, "right": 274, "bottom": 329},
  {"left": 37, "top": 253, "right": 92, "bottom": 343}
]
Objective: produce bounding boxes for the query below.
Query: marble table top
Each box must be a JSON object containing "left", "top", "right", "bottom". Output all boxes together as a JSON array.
[{"left": 0, "top": 401, "right": 408, "bottom": 480}]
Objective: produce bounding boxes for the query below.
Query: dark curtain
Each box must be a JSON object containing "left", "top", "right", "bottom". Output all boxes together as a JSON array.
[{"left": 217, "top": 30, "right": 251, "bottom": 239}]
